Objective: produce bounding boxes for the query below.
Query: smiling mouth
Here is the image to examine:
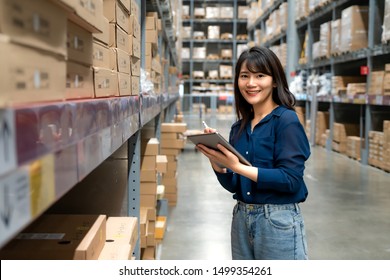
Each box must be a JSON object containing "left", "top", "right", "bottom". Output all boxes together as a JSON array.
[{"left": 246, "top": 90, "right": 260, "bottom": 95}]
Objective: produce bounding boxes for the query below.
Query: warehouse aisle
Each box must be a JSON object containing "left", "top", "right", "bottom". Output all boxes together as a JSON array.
[{"left": 158, "top": 112, "right": 390, "bottom": 260}]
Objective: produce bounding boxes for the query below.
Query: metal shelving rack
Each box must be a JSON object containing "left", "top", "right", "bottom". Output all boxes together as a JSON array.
[
  {"left": 181, "top": 0, "right": 248, "bottom": 114},
  {"left": 247, "top": 0, "right": 390, "bottom": 167}
]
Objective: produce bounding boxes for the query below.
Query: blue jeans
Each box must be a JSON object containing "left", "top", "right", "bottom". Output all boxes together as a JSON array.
[{"left": 231, "top": 201, "right": 308, "bottom": 260}]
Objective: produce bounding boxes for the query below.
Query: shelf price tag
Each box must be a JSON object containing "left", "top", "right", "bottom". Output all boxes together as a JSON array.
[
  {"left": 360, "top": 66, "right": 369, "bottom": 75},
  {"left": 0, "top": 168, "right": 31, "bottom": 248},
  {"left": 0, "top": 110, "right": 17, "bottom": 176}
]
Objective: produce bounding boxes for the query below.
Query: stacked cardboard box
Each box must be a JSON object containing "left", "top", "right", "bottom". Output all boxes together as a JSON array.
[
  {"left": 383, "top": 120, "right": 390, "bottom": 172},
  {"left": 98, "top": 216, "right": 138, "bottom": 260},
  {"left": 160, "top": 123, "right": 187, "bottom": 206},
  {"left": 139, "top": 207, "right": 156, "bottom": 260},
  {"left": 340, "top": 5, "right": 368, "bottom": 53},
  {"left": 0, "top": 214, "right": 106, "bottom": 259},
  {"left": 368, "top": 131, "right": 384, "bottom": 170},
  {"left": 331, "top": 76, "right": 365, "bottom": 96},
  {"left": 332, "top": 122, "right": 360, "bottom": 153},
  {"left": 145, "top": 11, "right": 162, "bottom": 94},
  {"left": 0, "top": 0, "right": 70, "bottom": 106},
  {"left": 346, "top": 136, "right": 364, "bottom": 160},
  {"left": 316, "top": 111, "right": 329, "bottom": 145},
  {"left": 383, "top": 64, "right": 390, "bottom": 95}
]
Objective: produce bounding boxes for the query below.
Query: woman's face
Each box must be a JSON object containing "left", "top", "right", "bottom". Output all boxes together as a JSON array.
[{"left": 238, "top": 61, "right": 274, "bottom": 107}]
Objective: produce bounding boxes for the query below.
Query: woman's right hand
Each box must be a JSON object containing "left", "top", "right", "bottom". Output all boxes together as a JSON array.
[{"left": 203, "top": 127, "right": 216, "bottom": 134}]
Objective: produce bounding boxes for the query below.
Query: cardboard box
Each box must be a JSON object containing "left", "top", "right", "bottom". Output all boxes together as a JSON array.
[
  {"left": 140, "top": 182, "right": 158, "bottom": 195},
  {"left": 66, "top": 61, "right": 94, "bottom": 99},
  {"left": 103, "top": 0, "right": 130, "bottom": 33},
  {"left": 109, "top": 48, "right": 130, "bottom": 74},
  {"left": 141, "top": 155, "right": 157, "bottom": 171},
  {"left": 93, "top": 15, "right": 110, "bottom": 45},
  {"left": 340, "top": 5, "right": 368, "bottom": 52},
  {"left": 118, "top": 72, "right": 131, "bottom": 96},
  {"left": 156, "top": 155, "right": 168, "bottom": 174},
  {"left": 131, "top": 75, "right": 140, "bottom": 95},
  {"left": 105, "top": 216, "right": 138, "bottom": 252},
  {"left": 140, "top": 170, "right": 157, "bottom": 182},
  {"left": 131, "top": 57, "right": 141, "bottom": 76},
  {"left": 109, "top": 23, "right": 129, "bottom": 52},
  {"left": 55, "top": 0, "right": 104, "bottom": 33},
  {"left": 98, "top": 242, "right": 132, "bottom": 260},
  {"left": 0, "top": 0, "right": 67, "bottom": 56},
  {"left": 67, "top": 20, "right": 93, "bottom": 66},
  {"left": 140, "top": 194, "right": 157, "bottom": 208},
  {"left": 141, "top": 138, "right": 160, "bottom": 155},
  {"left": 93, "top": 67, "right": 118, "bottom": 97},
  {"left": 93, "top": 41, "right": 110, "bottom": 68},
  {"left": 131, "top": 37, "right": 141, "bottom": 58},
  {"left": 161, "top": 123, "right": 187, "bottom": 133},
  {"left": 0, "top": 39, "right": 66, "bottom": 106},
  {"left": 0, "top": 214, "right": 106, "bottom": 260}
]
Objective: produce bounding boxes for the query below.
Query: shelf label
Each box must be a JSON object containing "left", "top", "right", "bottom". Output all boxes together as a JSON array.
[
  {"left": 0, "top": 110, "right": 17, "bottom": 176},
  {"left": 360, "top": 66, "right": 369, "bottom": 75},
  {"left": 0, "top": 168, "right": 31, "bottom": 247}
]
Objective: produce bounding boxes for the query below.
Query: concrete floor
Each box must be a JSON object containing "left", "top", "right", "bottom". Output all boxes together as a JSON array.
[{"left": 158, "top": 112, "right": 390, "bottom": 260}]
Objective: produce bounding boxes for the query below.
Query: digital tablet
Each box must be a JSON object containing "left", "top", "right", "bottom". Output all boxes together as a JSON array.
[{"left": 187, "top": 132, "right": 252, "bottom": 166}]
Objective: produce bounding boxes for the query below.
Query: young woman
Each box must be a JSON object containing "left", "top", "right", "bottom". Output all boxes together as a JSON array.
[{"left": 196, "top": 46, "right": 311, "bottom": 260}]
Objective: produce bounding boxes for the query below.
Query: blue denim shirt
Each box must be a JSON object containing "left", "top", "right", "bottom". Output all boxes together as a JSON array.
[{"left": 215, "top": 106, "right": 310, "bottom": 204}]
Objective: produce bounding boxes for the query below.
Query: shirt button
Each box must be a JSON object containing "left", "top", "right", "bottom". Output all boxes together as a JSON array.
[
  {"left": 247, "top": 192, "right": 250, "bottom": 195},
  {"left": 246, "top": 151, "right": 248, "bottom": 154}
]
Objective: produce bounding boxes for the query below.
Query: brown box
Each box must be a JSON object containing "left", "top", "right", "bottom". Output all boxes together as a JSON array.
[
  {"left": 132, "top": 36, "right": 141, "bottom": 58},
  {"left": 0, "top": 0, "right": 67, "bottom": 56},
  {"left": 141, "top": 138, "right": 159, "bottom": 155},
  {"left": 109, "top": 48, "right": 130, "bottom": 74},
  {"left": 55, "top": 0, "right": 104, "bottom": 33},
  {"left": 141, "top": 155, "right": 157, "bottom": 171},
  {"left": 156, "top": 155, "right": 168, "bottom": 174},
  {"left": 93, "top": 15, "right": 109, "bottom": 46},
  {"left": 145, "top": 15, "right": 157, "bottom": 30},
  {"left": 118, "top": 72, "right": 131, "bottom": 96},
  {"left": 0, "top": 214, "right": 106, "bottom": 260},
  {"left": 98, "top": 242, "right": 132, "bottom": 260},
  {"left": 161, "top": 123, "right": 187, "bottom": 133},
  {"left": 131, "top": 57, "right": 141, "bottom": 76},
  {"left": 0, "top": 40, "right": 66, "bottom": 106},
  {"left": 66, "top": 61, "right": 94, "bottom": 99},
  {"left": 145, "top": 29, "right": 158, "bottom": 44},
  {"left": 131, "top": 75, "right": 140, "bottom": 95},
  {"left": 331, "top": 19, "right": 341, "bottom": 55},
  {"left": 140, "top": 170, "right": 157, "bottom": 182},
  {"left": 67, "top": 20, "right": 93, "bottom": 66},
  {"left": 340, "top": 5, "right": 368, "bottom": 52},
  {"left": 93, "top": 67, "right": 118, "bottom": 97},
  {"left": 140, "top": 194, "right": 157, "bottom": 208},
  {"left": 109, "top": 23, "right": 129, "bottom": 52},
  {"left": 103, "top": 0, "right": 130, "bottom": 33},
  {"left": 141, "top": 182, "right": 158, "bottom": 195},
  {"left": 93, "top": 41, "right": 110, "bottom": 68}
]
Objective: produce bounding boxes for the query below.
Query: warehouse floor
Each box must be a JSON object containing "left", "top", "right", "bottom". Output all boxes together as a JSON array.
[{"left": 157, "top": 112, "right": 390, "bottom": 260}]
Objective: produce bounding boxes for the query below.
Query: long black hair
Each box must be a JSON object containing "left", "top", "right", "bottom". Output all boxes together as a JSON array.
[{"left": 234, "top": 46, "right": 296, "bottom": 135}]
